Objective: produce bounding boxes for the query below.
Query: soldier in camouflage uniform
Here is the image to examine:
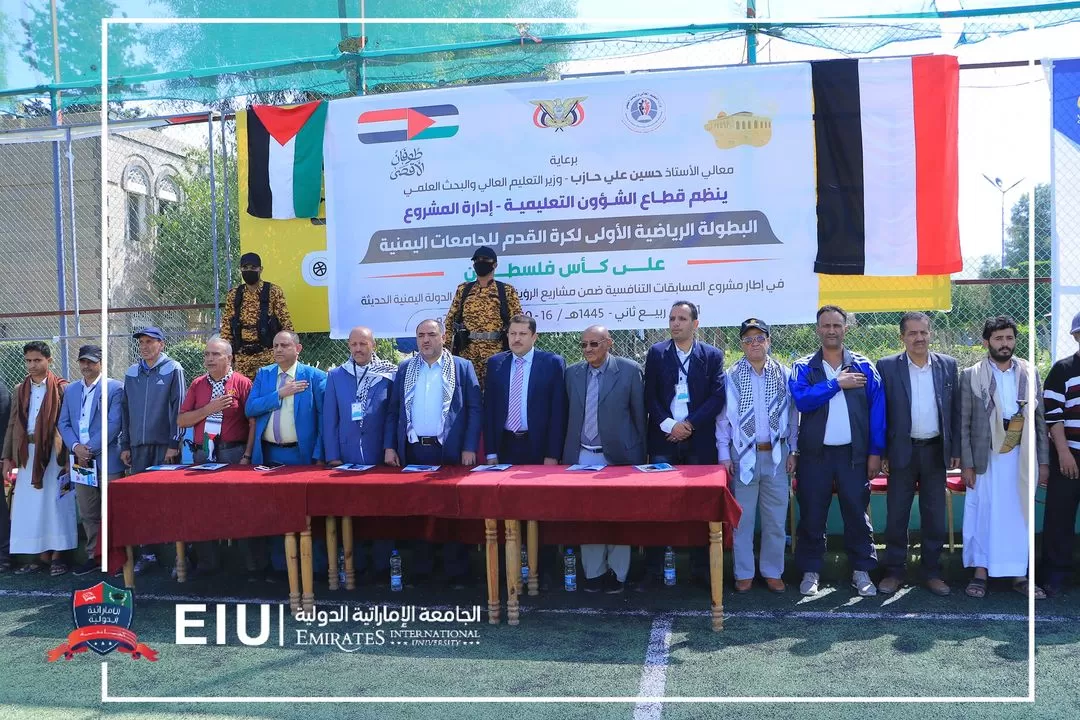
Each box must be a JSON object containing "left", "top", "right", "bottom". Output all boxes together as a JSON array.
[
  {"left": 443, "top": 246, "right": 523, "bottom": 389},
  {"left": 220, "top": 252, "right": 294, "bottom": 379}
]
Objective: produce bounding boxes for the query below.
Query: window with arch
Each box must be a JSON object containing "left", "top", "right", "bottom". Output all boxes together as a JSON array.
[
  {"left": 123, "top": 163, "right": 151, "bottom": 242},
  {"left": 156, "top": 174, "right": 180, "bottom": 218}
]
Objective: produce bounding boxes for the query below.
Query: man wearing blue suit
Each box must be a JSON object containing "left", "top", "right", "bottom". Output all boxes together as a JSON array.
[
  {"left": 386, "top": 318, "right": 482, "bottom": 588},
  {"left": 246, "top": 330, "right": 326, "bottom": 467},
  {"left": 57, "top": 345, "right": 123, "bottom": 576},
  {"left": 324, "top": 325, "right": 398, "bottom": 583},
  {"left": 641, "top": 301, "right": 726, "bottom": 589}
]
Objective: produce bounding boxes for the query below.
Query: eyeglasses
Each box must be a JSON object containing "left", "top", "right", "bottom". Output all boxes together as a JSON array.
[
  {"left": 579, "top": 340, "right": 605, "bottom": 349},
  {"left": 740, "top": 336, "right": 768, "bottom": 346}
]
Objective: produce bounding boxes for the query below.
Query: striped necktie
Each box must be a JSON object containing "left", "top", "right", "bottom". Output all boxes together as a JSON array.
[{"left": 506, "top": 356, "right": 525, "bottom": 432}]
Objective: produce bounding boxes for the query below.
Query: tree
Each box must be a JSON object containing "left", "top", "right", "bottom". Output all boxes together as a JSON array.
[
  {"left": 150, "top": 147, "right": 239, "bottom": 307},
  {"left": 1002, "top": 183, "right": 1051, "bottom": 269}
]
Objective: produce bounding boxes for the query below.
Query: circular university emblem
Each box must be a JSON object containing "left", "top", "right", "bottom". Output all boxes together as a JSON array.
[{"left": 623, "top": 92, "right": 666, "bottom": 132}]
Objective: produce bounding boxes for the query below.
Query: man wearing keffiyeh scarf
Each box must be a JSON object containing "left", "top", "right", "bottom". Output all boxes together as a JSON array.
[
  {"left": 386, "top": 319, "right": 482, "bottom": 587},
  {"left": 325, "top": 327, "right": 398, "bottom": 467},
  {"left": 716, "top": 319, "right": 798, "bottom": 594}
]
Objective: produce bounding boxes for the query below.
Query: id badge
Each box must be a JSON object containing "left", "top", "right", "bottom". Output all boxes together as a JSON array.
[
  {"left": 78, "top": 417, "right": 90, "bottom": 438},
  {"left": 351, "top": 401, "right": 366, "bottom": 421},
  {"left": 675, "top": 382, "right": 690, "bottom": 402},
  {"left": 204, "top": 417, "right": 222, "bottom": 437}
]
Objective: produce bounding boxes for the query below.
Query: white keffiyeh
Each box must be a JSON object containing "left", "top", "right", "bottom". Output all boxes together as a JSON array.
[
  {"left": 403, "top": 350, "right": 456, "bottom": 444},
  {"left": 727, "top": 357, "right": 790, "bottom": 485},
  {"left": 340, "top": 354, "right": 398, "bottom": 431}
]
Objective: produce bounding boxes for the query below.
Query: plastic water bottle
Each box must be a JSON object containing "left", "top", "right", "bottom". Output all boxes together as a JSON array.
[
  {"left": 563, "top": 549, "right": 577, "bottom": 592},
  {"left": 389, "top": 550, "right": 403, "bottom": 592},
  {"left": 520, "top": 546, "right": 529, "bottom": 585},
  {"left": 337, "top": 548, "right": 346, "bottom": 588},
  {"left": 663, "top": 546, "right": 676, "bottom": 586}
]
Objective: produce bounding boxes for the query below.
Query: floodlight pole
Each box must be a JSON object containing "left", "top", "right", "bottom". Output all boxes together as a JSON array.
[
  {"left": 50, "top": 0, "right": 70, "bottom": 373},
  {"left": 746, "top": 1, "right": 757, "bottom": 64},
  {"left": 982, "top": 173, "right": 1023, "bottom": 270}
]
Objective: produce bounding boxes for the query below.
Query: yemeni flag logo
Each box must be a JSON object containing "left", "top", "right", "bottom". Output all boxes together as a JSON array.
[
  {"left": 246, "top": 100, "right": 328, "bottom": 220},
  {"left": 47, "top": 582, "right": 158, "bottom": 661},
  {"left": 356, "top": 105, "right": 459, "bottom": 144}
]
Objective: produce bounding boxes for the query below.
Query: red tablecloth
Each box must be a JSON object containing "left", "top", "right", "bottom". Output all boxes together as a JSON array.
[{"left": 107, "top": 464, "right": 741, "bottom": 566}]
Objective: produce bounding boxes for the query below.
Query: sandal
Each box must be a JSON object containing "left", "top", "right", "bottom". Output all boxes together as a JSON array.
[
  {"left": 50, "top": 560, "right": 69, "bottom": 577},
  {"left": 965, "top": 577, "right": 987, "bottom": 598},
  {"left": 14, "top": 562, "right": 44, "bottom": 575},
  {"left": 1013, "top": 579, "right": 1046, "bottom": 600}
]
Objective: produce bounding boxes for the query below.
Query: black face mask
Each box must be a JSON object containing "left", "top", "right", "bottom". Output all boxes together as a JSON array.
[
  {"left": 242, "top": 270, "right": 260, "bottom": 285},
  {"left": 472, "top": 261, "right": 494, "bottom": 277}
]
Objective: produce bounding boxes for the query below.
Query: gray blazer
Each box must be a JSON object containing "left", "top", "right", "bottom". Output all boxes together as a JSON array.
[
  {"left": 959, "top": 362, "right": 1049, "bottom": 474},
  {"left": 561, "top": 355, "right": 646, "bottom": 466},
  {"left": 876, "top": 351, "right": 960, "bottom": 469}
]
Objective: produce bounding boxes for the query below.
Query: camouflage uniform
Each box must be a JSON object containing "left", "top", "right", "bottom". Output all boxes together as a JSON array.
[
  {"left": 443, "top": 280, "right": 523, "bottom": 389},
  {"left": 220, "top": 281, "right": 294, "bottom": 379}
]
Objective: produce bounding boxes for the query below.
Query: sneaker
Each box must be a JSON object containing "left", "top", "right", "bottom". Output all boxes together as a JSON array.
[
  {"left": 800, "top": 572, "right": 820, "bottom": 596},
  {"left": 133, "top": 553, "right": 158, "bottom": 575},
  {"left": 852, "top": 570, "right": 877, "bottom": 597},
  {"left": 72, "top": 560, "right": 100, "bottom": 576},
  {"left": 603, "top": 573, "right": 625, "bottom": 594},
  {"left": 583, "top": 575, "right": 605, "bottom": 593}
]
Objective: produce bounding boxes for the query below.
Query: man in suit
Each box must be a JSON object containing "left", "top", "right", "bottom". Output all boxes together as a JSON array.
[
  {"left": 485, "top": 314, "right": 567, "bottom": 589},
  {"left": 789, "top": 305, "right": 885, "bottom": 597},
  {"left": 562, "top": 325, "right": 646, "bottom": 594},
  {"left": 386, "top": 318, "right": 482, "bottom": 588},
  {"left": 0, "top": 380, "right": 12, "bottom": 572},
  {"left": 876, "top": 312, "right": 960, "bottom": 597},
  {"left": 641, "top": 300, "right": 726, "bottom": 589},
  {"left": 324, "top": 325, "right": 397, "bottom": 583},
  {"left": 57, "top": 345, "right": 123, "bottom": 576},
  {"left": 245, "top": 330, "right": 327, "bottom": 467},
  {"left": 959, "top": 315, "right": 1049, "bottom": 599}
]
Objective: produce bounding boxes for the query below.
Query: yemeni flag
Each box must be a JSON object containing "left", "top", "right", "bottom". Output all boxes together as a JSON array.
[
  {"left": 246, "top": 101, "right": 327, "bottom": 219},
  {"left": 812, "top": 55, "right": 961, "bottom": 276}
]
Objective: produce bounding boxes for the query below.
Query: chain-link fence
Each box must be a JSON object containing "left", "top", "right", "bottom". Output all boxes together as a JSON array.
[
  {"left": 1051, "top": 58, "right": 1080, "bottom": 363},
  {"left": 0, "top": 16, "right": 1063, "bottom": 389}
]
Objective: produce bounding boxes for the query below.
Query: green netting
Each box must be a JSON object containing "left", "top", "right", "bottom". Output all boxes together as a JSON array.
[{"left": 0, "top": 0, "right": 1078, "bottom": 110}]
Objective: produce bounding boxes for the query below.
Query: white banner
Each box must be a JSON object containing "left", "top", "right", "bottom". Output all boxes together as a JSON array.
[
  {"left": 1051, "top": 57, "right": 1080, "bottom": 361},
  {"left": 324, "top": 64, "right": 820, "bottom": 337}
]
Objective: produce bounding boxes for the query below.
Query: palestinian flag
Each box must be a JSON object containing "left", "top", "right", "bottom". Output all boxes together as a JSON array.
[
  {"left": 246, "top": 101, "right": 327, "bottom": 219},
  {"left": 812, "top": 55, "right": 961, "bottom": 276}
]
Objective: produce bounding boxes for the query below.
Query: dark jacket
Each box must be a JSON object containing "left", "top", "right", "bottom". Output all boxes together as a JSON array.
[{"left": 876, "top": 351, "right": 960, "bottom": 469}]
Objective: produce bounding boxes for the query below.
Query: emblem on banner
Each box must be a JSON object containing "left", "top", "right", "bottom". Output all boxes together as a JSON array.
[
  {"left": 46, "top": 582, "right": 158, "bottom": 661},
  {"left": 531, "top": 97, "right": 586, "bottom": 131},
  {"left": 704, "top": 111, "right": 772, "bottom": 148},
  {"left": 622, "top": 92, "right": 665, "bottom": 132}
]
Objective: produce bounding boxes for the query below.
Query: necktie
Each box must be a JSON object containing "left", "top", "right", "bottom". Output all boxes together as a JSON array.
[
  {"left": 272, "top": 371, "right": 287, "bottom": 443},
  {"left": 582, "top": 368, "right": 600, "bottom": 445},
  {"left": 506, "top": 356, "right": 525, "bottom": 432}
]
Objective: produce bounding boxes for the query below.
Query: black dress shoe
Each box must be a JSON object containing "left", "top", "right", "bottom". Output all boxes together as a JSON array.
[
  {"left": 583, "top": 575, "right": 605, "bottom": 593},
  {"left": 603, "top": 574, "right": 625, "bottom": 594}
]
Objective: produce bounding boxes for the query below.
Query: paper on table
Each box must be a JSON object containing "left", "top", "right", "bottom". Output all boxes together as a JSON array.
[
  {"left": 566, "top": 464, "right": 607, "bottom": 471},
  {"left": 336, "top": 464, "right": 376, "bottom": 472},
  {"left": 146, "top": 464, "right": 189, "bottom": 471},
  {"left": 401, "top": 464, "right": 440, "bottom": 473},
  {"left": 634, "top": 463, "right": 675, "bottom": 472},
  {"left": 190, "top": 463, "right": 228, "bottom": 471},
  {"left": 471, "top": 464, "right": 513, "bottom": 472}
]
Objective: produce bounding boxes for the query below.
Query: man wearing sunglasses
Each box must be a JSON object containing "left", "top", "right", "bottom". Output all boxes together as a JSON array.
[
  {"left": 640, "top": 300, "right": 726, "bottom": 590},
  {"left": 561, "top": 325, "right": 646, "bottom": 594}
]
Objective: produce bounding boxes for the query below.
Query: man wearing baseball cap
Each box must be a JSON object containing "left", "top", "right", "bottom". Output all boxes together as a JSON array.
[
  {"left": 220, "top": 252, "right": 294, "bottom": 379},
  {"left": 57, "top": 345, "right": 123, "bottom": 575},
  {"left": 443, "top": 246, "right": 523, "bottom": 388},
  {"left": 1040, "top": 310, "right": 1080, "bottom": 597},
  {"left": 120, "top": 327, "right": 186, "bottom": 574},
  {"left": 716, "top": 318, "right": 798, "bottom": 593}
]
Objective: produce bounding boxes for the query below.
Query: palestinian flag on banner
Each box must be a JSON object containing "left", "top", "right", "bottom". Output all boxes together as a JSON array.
[
  {"left": 812, "top": 55, "right": 961, "bottom": 276},
  {"left": 246, "top": 101, "right": 327, "bottom": 219}
]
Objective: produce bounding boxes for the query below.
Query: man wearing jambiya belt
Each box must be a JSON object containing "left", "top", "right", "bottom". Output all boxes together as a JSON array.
[{"left": 959, "top": 315, "right": 1049, "bottom": 599}]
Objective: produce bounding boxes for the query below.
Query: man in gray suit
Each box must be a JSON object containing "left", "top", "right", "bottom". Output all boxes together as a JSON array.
[
  {"left": 562, "top": 325, "right": 646, "bottom": 594},
  {"left": 876, "top": 312, "right": 960, "bottom": 596}
]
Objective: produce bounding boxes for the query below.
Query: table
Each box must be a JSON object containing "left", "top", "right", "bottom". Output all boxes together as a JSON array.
[{"left": 108, "top": 464, "right": 739, "bottom": 630}]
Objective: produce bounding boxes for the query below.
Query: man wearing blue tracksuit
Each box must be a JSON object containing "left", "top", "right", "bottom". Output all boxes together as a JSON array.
[{"left": 789, "top": 306, "right": 885, "bottom": 598}]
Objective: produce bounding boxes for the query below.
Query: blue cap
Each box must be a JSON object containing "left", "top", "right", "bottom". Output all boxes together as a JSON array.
[{"left": 133, "top": 327, "right": 165, "bottom": 341}]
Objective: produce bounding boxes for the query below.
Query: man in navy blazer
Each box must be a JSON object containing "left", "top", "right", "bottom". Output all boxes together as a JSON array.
[
  {"left": 641, "top": 301, "right": 726, "bottom": 588},
  {"left": 875, "top": 312, "right": 960, "bottom": 597},
  {"left": 324, "top": 325, "right": 397, "bottom": 583},
  {"left": 385, "top": 319, "right": 482, "bottom": 587},
  {"left": 57, "top": 345, "right": 123, "bottom": 575},
  {"left": 484, "top": 314, "right": 567, "bottom": 466},
  {"left": 245, "top": 331, "right": 327, "bottom": 466}
]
